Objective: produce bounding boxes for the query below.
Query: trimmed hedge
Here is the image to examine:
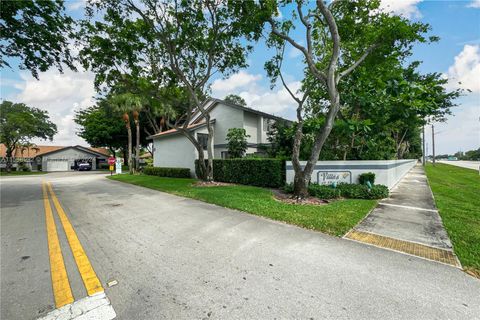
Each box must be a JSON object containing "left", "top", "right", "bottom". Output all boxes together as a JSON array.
[
  {"left": 195, "top": 159, "right": 285, "bottom": 188},
  {"left": 337, "top": 183, "right": 389, "bottom": 199},
  {"left": 359, "top": 172, "right": 375, "bottom": 185},
  {"left": 308, "top": 183, "right": 341, "bottom": 199},
  {"left": 144, "top": 166, "right": 191, "bottom": 178},
  {"left": 283, "top": 182, "right": 389, "bottom": 200}
]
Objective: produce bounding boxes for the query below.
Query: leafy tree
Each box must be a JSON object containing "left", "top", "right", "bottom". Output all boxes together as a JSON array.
[
  {"left": 224, "top": 94, "right": 247, "bottom": 107},
  {"left": 0, "top": 0, "right": 75, "bottom": 79},
  {"left": 460, "top": 148, "right": 480, "bottom": 161},
  {"left": 80, "top": 0, "right": 261, "bottom": 181},
  {"left": 74, "top": 101, "right": 128, "bottom": 155},
  {"left": 258, "top": 0, "right": 431, "bottom": 197},
  {"left": 0, "top": 101, "right": 57, "bottom": 172},
  {"left": 226, "top": 128, "right": 250, "bottom": 158}
]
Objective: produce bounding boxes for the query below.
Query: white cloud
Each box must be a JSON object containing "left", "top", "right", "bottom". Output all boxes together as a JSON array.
[
  {"left": 210, "top": 71, "right": 262, "bottom": 96},
  {"left": 445, "top": 44, "right": 480, "bottom": 93},
  {"left": 66, "top": 0, "right": 86, "bottom": 11},
  {"left": 11, "top": 68, "right": 97, "bottom": 146},
  {"left": 427, "top": 100, "right": 480, "bottom": 155},
  {"left": 379, "top": 0, "right": 422, "bottom": 19},
  {"left": 467, "top": 0, "right": 480, "bottom": 8},
  {"left": 211, "top": 71, "right": 299, "bottom": 119}
]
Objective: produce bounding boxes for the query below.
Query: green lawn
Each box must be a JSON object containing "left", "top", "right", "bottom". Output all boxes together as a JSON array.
[
  {"left": 0, "top": 171, "right": 47, "bottom": 176},
  {"left": 108, "top": 174, "right": 377, "bottom": 237},
  {"left": 425, "top": 163, "right": 480, "bottom": 276}
]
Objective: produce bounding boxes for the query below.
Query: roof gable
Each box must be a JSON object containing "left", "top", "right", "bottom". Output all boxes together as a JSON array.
[{"left": 189, "top": 98, "right": 292, "bottom": 125}]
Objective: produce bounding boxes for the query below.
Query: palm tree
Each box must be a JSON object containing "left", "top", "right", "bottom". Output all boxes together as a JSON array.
[
  {"left": 111, "top": 94, "right": 134, "bottom": 174},
  {"left": 129, "top": 96, "right": 144, "bottom": 173},
  {"left": 111, "top": 93, "right": 144, "bottom": 174}
]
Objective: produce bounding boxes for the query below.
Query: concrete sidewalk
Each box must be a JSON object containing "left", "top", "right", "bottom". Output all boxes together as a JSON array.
[{"left": 345, "top": 165, "right": 459, "bottom": 267}]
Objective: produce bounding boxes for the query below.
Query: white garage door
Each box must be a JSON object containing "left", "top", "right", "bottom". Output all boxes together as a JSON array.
[{"left": 46, "top": 160, "right": 69, "bottom": 172}]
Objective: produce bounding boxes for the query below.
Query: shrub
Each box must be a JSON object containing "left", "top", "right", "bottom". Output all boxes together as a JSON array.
[
  {"left": 282, "top": 183, "right": 294, "bottom": 194},
  {"left": 226, "top": 128, "right": 250, "bottom": 158},
  {"left": 195, "top": 158, "right": 285, "bottom": 187},
  {"left": 308, "top": 184, "right": 341, "bottom": 199},
  {"left": 359, "top": 172, "right": 375, "bottom": 185},
  {"left": 144, "top": 166, "right": 191, "bottom": 178},
  {"left": 366, "top": 185, "right": 389, "bottom": 199},
  {"left": 99, "top": 163, "right": 109, "bottom": 170},
  {"left": 17, "top": 161, "right": 30, "bottom": 172},
  {"left": 337, "top": 183, "right": 369, "bottom": 199},
  {"left": 337, "top": 183, "right": 389, "bottom": 199}
]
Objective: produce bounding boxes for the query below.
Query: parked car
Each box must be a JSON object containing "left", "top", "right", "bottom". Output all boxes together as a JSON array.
[{"left": 78, "top": 163, "right": 92, "bottom": 171}]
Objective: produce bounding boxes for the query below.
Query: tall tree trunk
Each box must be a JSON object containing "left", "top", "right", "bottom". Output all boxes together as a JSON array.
[
  {"left": 205, "top": 114, "right": 214, "bottom": 181},
  {"left": 291, "top": 108, "right": 309, "bottom": 198},
  {"left": 127, "top": 125, "right": 133, "bottom": 174},
  {"left": 5, "top": 146, "right": 13, "bottom": 173},
  {"left": 135, "top": 120, "right": 140, "bottom": 173}
]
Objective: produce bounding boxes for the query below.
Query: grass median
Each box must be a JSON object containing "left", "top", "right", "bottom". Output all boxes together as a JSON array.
[
  {"left": 425, "top": 163, "right": 480, "bottom": 276},
  {"left": 108, "top": 174, "right": 377, "bottom": 237}
]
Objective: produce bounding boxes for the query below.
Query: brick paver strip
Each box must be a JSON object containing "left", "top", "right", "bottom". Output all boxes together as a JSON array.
[{"left": 346, "top": 230, "right": 460, "bottom": 267}]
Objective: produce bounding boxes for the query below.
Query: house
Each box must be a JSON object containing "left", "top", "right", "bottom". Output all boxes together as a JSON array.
[
  {"left": 149, "top": 98, "right": 291, "bottom": 176},
  {"left": 0, "top": 144, "right": 110, "bottom": 171}
]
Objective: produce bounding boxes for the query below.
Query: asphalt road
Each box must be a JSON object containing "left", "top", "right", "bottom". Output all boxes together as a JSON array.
[
  {"left": 1, "top": 172, "right": 479, "bottom": 319},
  {"left": 437, "top": 160, "right": 480, "bottom": 171}
]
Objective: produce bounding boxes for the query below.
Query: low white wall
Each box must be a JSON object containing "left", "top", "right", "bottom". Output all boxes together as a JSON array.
[
  {"left": 153, "top": 134, "right": 197, "bottom": 176},
  {"left": 286, "top": 160, "right": 417, "bottom": 189}
]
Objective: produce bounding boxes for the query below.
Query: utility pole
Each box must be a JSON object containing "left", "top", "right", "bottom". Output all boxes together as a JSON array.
[
  {"left": 431, "top": 124, "right": 436, "bottom": 166},
  {"left": 422, "top": 125, "right": 426, "bottom": 166}
]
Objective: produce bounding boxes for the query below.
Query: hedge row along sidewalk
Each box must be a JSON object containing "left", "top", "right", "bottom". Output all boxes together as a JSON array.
[
  {"left": 425, "top": 163, "right": 480, "bottom": 277},
  {"left": 108, "top": 174, "right": 377, "bottom": 237}
]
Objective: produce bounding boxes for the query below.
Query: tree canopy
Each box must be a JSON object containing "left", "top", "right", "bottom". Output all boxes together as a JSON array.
[
  {"left": 0, "top": 101, "right": 57, "bottom": 171},
  {"left": 224, "top": 94, "right": 247, "bottom": 107},
  {"left": 0, "top": 0, "right": 75, "bottom": 79}
]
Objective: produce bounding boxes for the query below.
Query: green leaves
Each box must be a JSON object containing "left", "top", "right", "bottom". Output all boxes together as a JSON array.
[
  {"left": 0, "top": 101, "right": 57, "bottom": 153},
  {"left": 226, "top": 128, "right": 250, "bottom": 158},
  {"left": 0, "top": 0, "right": 75, "bottom": 79}
]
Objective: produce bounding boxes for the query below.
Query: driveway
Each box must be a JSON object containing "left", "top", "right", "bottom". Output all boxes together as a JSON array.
[{"left": 1, "top": 172, "right": 479, "bottom": 319}]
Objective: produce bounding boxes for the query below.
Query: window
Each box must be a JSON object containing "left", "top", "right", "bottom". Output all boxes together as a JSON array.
[
  {"left": 221, "top": 151, "right": 229, "bottom": 159},
  {"left": 263, "top": 118, "right": 274, "bottom": 132},
  {"left": 197, "top": 133, "right": 208, "bottom": 150}
]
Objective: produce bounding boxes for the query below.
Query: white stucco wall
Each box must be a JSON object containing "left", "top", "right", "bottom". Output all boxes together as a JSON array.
[
  {"left": 209, "top": 103, "right": 243, "bottom": 146},
  {"left": 286, "top": 160, "right": 417, "bottom": 189},
  {"left": 243, "top": 112, "right": 258, "bottom": 143},
  {"left": 153, "top": 134, "right": 197, "bottom": 175}
]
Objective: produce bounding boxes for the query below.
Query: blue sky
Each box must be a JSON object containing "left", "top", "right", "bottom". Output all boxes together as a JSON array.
[{"left": 1, "top": 0, "right": 479, "bottom": 155}]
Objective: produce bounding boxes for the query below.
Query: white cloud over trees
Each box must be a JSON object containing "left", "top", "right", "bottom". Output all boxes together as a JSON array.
[{"left": 446, "top": 44, "right": 480, "bottom": 93}]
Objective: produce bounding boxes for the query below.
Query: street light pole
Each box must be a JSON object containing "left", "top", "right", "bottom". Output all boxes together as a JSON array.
[{"left": 431, "top": 124, "right": 436, "bottom": 166}]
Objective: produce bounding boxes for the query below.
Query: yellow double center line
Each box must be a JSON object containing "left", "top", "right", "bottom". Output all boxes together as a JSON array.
[{"left": 42, "top": 181, "right": 104, "bottom": 308}]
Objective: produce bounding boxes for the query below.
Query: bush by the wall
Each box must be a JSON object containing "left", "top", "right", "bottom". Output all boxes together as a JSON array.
[
  {"left": 337, "top": 183, "right": 388, "bottom": 199},
  {"left": 196, "top": 159, "right": 285, "bottom": 187},
  {"left": 282, "top": 183, "right": 294, "bottom": 194},
  {"left": 366, "top": 185, "right": 389, "bottom": 199},
  {"left": 359, "top": 172, "right": 375, "bottom": 185},
  {"left": 99, "top": 163, "right": 109, "bottom": 170},
  {"left": 337, "top": 183, "right": 369, "bottom": 198},
  {"left": 282, "top": 181, "right": 388, "bottom": 199},
  {"left": 308, "top": 184, "right": 341, "bottom": 199},
  {"left": 144, "top": 166, "right": 191, "bottom": 178}
]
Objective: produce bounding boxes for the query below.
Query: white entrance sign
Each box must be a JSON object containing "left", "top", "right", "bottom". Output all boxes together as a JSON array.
[
  {"left": 285, "top": 160, "right": 417, "bottom": 189},
  {"left": 317, "top": 171, "right": 351, "bottom": 185},
  {"left": 115, "top": 159, "right": 122, "bottom": 174}
]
